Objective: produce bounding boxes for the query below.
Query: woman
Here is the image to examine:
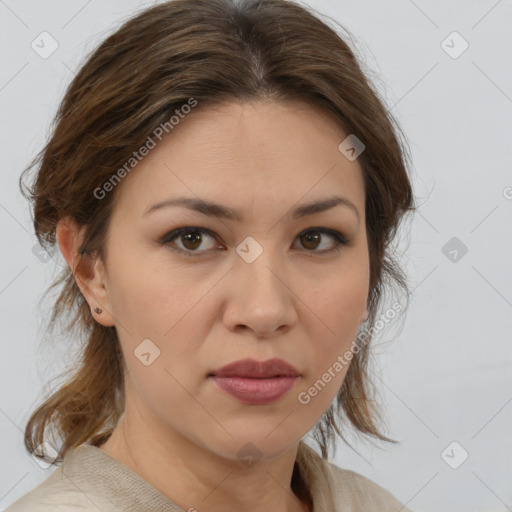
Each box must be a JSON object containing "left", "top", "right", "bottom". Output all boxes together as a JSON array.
[{"left": 7, "top": 0, "right": 416, "bottom": 510}]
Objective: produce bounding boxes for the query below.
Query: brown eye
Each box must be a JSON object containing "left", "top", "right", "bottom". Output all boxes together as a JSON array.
[
  {"left": 295, "top": 228, "right": 349, "bottom": 253},
  {"left": 299, "top": 231, "right": 321, "bottom": 250},
  {"left": 181, "top": 230, "right": 204, "bottom": 251},
  {"left": 161, "top": 227, "right": 219, "bottom": 256}
]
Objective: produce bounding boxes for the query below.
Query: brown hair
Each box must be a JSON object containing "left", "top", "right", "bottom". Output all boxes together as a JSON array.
[{"left": 21, "top": 0, "right": 416, "bottom": 464}]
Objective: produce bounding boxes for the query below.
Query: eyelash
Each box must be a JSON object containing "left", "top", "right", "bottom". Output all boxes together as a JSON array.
[{"left": 159, "top": 226, "right": 351, "bottom": 258}]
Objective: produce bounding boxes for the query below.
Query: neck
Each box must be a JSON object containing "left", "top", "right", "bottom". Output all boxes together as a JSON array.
[{"left": 98, "top": 408, "right": 311, "bottom": 512}]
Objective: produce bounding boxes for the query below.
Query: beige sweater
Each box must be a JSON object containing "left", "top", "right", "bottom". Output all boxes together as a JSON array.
[{"left": 5, "top": 441, "right": 413, "bottom": 511}]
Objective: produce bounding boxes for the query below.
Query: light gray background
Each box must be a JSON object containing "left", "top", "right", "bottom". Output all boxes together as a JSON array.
[{"left": 1, "top": 1, "right": 511, "bottom": 511}]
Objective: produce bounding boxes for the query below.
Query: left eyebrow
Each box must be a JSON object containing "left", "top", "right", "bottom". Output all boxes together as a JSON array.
[{"left": 143, "top": 195, "right": 360, "bottom": 223}]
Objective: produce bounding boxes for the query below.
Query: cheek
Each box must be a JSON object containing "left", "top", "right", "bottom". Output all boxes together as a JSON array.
[
  {"left": 296, "top": 262, "right": 368, "bottom": 406},
  {"left": 106, "top": 251, "right": 218, "bottom": 387},
  {"left": 124, "top": 355, "right": 207, "bottom": 442},
  {"left": 305, "top": 262, "right": 368, "bottom": 342},
  {"left": 106, "top": 248, "right": 194, "bottom": 334}
]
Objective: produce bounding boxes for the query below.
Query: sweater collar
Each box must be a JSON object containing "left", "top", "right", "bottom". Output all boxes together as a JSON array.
[{"left": 60, "top": 440, "right": 335, "bottom": 511}]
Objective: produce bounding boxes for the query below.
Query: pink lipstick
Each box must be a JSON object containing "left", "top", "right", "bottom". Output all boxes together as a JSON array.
[{"left": 209, "top": 358, "right": 300, "bottom": 405}]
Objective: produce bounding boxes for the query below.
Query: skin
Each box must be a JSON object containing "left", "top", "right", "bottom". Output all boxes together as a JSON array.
[{"left": 57, "top": 99, "right": 369, "bottom": 512}]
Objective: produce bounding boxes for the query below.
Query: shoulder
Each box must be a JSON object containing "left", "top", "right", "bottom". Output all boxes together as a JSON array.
[
  {"left": 297, "top": 442, "right": 413, "bottom": 512},
  {"left": 3, "top": 465, "right": 106, "bottom": 512},
  {"left": 3, "top": 444, "right": 181, "bottom": 512},
  {"left": 324, "top": 460, "right": 413, "bottom": 511}
]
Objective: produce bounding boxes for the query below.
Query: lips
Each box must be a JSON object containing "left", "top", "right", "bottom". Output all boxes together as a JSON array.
[
  {"left": 210, "top": 358, "right": 300, "bottom": 379},
  {"left": 208, "top": 358, "right": 300, "bottom": 405}
]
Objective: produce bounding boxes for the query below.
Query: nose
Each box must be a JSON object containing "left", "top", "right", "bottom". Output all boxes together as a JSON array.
[{"left": 222, "top": 245, "right": 298, "bottom": 339}]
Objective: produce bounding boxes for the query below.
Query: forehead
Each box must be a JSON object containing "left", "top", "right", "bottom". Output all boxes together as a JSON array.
[{"left": 110, "top": 99, "right": 365, "bottom": 222}]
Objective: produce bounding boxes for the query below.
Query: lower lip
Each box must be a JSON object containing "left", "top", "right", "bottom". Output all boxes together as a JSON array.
[{"left": 210, "top": 376, "right": 299, "bottom": 405}]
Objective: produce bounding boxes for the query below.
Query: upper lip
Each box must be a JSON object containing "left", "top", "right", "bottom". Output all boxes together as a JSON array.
[{"left": 210, "top": 358, "right": 300, "bottom": 378}]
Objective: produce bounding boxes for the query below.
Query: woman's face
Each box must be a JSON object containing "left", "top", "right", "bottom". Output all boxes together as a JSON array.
[{"left": 93, "top": 99, "right": 369, "bottom": 461}]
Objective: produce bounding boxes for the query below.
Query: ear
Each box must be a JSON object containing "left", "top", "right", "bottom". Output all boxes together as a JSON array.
[{"left": 56, "top": 217, "right": 115, "bottom": 327}]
